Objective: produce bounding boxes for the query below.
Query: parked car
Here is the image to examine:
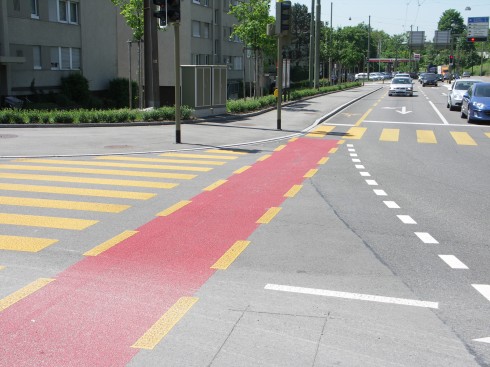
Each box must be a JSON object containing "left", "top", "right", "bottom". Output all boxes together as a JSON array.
[
  {"left": 460, "top": 82, "right": 490, "bottom": 123},
  {"left": 462, "top": 71, "right": 471, "bottom": 78},
  {"left": 354, "top": 73, "right": 367, "bottom": 81},
  {"left": 388, "top": 77, "right": 413, "bottom": 97},
  {"left": 420, "top": 73, "right": 438, "bottom": 87},
  {"left": 447, "top": 79, "right": 483, "bottom": 110}
]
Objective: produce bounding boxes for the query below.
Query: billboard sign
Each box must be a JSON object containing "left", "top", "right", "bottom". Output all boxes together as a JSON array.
[{"left": 468, "top": 17, "right": 489, "bottom": 42}]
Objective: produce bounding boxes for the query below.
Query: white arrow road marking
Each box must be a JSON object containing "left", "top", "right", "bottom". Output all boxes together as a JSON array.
[
  {"left": 396, "top": 106, "right": 413, "bottom": 115},
  {"left": 265, "top": 284, "right": 439, "bottom": 309},
  {"left": 474, "top": 337, "right": 490, "bottom": 344},
  {"left": 382, "top": 107, "right": 399, "bottom": 110}
]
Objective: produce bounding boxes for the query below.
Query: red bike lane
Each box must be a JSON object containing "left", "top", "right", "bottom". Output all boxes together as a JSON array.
[{"left": 0, "top": 137, "right": 338, "bottom": 366}]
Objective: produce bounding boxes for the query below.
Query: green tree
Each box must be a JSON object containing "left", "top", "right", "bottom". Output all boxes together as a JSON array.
[
  {"left": 110, "top": 0, "right": 144, "bottom": 41},
  {"left": 229, "top": 0, "right": 275, "bottom": 96},
  {"left": 438, "top": 9, "right": 465, "bottom": 35}
]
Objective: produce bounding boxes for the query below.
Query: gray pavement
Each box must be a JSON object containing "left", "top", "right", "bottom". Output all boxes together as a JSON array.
[{"left": 0, "top": 84, "right": 381, "bottom": 158}]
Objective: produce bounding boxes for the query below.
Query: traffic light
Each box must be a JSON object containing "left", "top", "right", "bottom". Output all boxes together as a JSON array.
[
  {"left": 467, "top": 37, "right": 476, "bottom": 43},
  {"left": 276, "top": 1, "right": 292, "bottom": 35},
  {"left": 449, "top": 55, "right": 454, "bottom": 64},
  {"left": 153, "top": 0, "right": 180, "bottom": 26}
]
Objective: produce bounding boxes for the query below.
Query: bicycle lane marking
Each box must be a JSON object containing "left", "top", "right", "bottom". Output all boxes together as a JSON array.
[{"left": 0, "top": 137, "right": 339, "bottom": 366}]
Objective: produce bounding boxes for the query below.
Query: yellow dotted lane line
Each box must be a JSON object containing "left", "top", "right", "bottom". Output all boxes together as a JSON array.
[
  {"left": 304, "top": 169, "right": 318, "bottom": 178},
  {"left": 234, "top": 166, "right": 252, "bottom": 174},
  {"left": 132, "top": 297, "right": 199, "bottom": 350},
  {"left": 84, "top": 230, "right": 138, "bottom": 256},
  {"left": 355, "top": 108, "right": 373, "bottom": 127},
  {"left": 157, "top": 201, "right": 192, "bottom": 217},
  {"left": 257, "top": 154, "right": 271, "bottom": 162},
  {"left": 203, "top": 180, "right": 227, "bottom": 191},
  {"left": 211, "top": 241, "right": 251, "bottom": 270},
  {"left": 0, "top": 278, "right": 55, "bottom": 312},
  {"left": 284, "top": 185, "right": 303, "bottom": 198},
  {"left": 257, "top": 207, "right": 282, "bottom": 224},
  {"left": 318, "top": 157, "right": 329, "bottom": 165},
  {"left": 274, "top": 145, "right": 287, "bottom": 151}
]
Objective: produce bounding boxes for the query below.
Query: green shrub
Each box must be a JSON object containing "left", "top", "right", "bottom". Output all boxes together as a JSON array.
[
  {"left": 108, "top": 78, "right": 138, "bottom": 108},
  {"left": 61, "top": 73, "right": 90, "bottom": 106}
]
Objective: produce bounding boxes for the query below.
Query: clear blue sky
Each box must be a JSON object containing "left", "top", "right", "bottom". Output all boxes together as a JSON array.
[{"left": 271, "top": 0, "right": 490, "bottom": 38}]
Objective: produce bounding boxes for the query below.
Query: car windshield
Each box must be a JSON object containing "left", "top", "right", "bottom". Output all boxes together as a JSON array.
[
  {"left": 393, "top": 78, "right": 411, "bottom": 84},
  {"left": 474, "top": 85, "right": 490, "bottom": 97},
  {"left": 455, "top": 82, "right": 478, "bottom": 91}
]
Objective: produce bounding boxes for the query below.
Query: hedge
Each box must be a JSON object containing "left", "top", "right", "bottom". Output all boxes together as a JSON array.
[
  {"left": 226, "top": 82, "right": 361, "bottom": 114},
  {"left": 0, "top": 106, "right": 193, "bottom": 125}
]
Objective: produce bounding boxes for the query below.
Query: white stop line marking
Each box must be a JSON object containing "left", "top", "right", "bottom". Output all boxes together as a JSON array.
[{"left": 265, "top": 284, "right": 439, "bottom": 309}]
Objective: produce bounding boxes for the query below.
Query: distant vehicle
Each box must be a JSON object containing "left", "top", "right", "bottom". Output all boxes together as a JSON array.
[
  {"left": 418, "top": 72, "right": 428, "bottom": 83},
  {"left": 462, "top": 71, "right": 471, "bottom": 78},
  {"left": 436, "top": 74, "right": 444, "bottom": 81},
  {"left": 420, "top": 73, "right": 438, "bottom": 87},
  {"left": 388, "top": 77, "right": 413, "bottom": 97},
  {"left": 368, "top": 72, "right": 384, "bottom": 81},
  {"left": 461, "top": 82, "right": 490, "bottom": 123},
  {"left": 354, "top": 73, "right": 367, "bottom": 81},
  {"left": 395, "top": 73, "right": 411, "bottom": 80},
  {"left": 447, "top": 79, "right": 483, "bottom": 110},
  {"left": 409, "top": 72, "right": 419, "bottom": 80},
  {"left": 381, "top": 72, "right": 392, "bottom": 80}
]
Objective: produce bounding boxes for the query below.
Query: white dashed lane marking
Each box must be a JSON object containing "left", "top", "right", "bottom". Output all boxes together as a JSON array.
[
  {"left": 438, "top": 255, "right": 468, "bottom": 269},
  {"left": 383, "top": 201, "right": 400, "bottom": 209},
  {"left": 365, "top": 180, "right": 378, "bottom": 186},
  {"left": 415, "top": 232, "right": 439, "bottom": 244},
  {"left": 472, "top": 285, "right": 490, "bottom": 302},
  {"left": 397, "top": 215, "right": 417, "bottom": 224},
  {"left": 374, "top": 189, "right": 387, "bottom": 196}
]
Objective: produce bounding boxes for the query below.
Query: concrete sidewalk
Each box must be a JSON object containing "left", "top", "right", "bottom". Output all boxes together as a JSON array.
[{"left": 0, "top": 84, "right": 382, "bottom": 158}]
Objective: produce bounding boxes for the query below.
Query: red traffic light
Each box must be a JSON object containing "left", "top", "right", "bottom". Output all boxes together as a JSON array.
[{"left": 468, "top": 37, "right": 476, "bottom": 42}]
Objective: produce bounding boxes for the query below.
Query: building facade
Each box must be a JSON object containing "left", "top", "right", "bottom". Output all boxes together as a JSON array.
[{"left": 0, "top": 0, "right": 248, "bottom": 104}]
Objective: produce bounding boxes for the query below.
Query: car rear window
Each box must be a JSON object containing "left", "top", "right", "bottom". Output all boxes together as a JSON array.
[
  {"left": 393, "top": 78, "right": 410, "bottom": 84},
  {"left": 455, "top": 82, "right": 474, "bottom": 90}
]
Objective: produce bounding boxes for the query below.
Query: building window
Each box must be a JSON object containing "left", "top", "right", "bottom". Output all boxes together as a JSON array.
[
  {"left": 214, "top": 9, "right": 218, "bottom": 25},
  {"left": 214, "top": 40, "right": 219, "bottom": 55},
  {"left": 233, "top": 56, "right": 243, "bottom": 70},
  {"left": 31, "top": 0, "right": 39, "bottom": 18},
  {"left": 192, "top": 54, "right": 198, "bottom": 65},
  {"left": 203, "top": 23, "right": 210, "bottom": 39},
  {"left": 192, "top": 21, "right": 201, "bottom": 37},
  {"left": 50, "top": 47, "right": 80, "bottom": 70},
  {"left": 203, "top": 0, "right": 209, "bottom": 6},
  {"left": 193, "top": 0, "right": 200, "bottom": 3},
  {"left": 58, "top": 1, "right": 78, "bottom": 24},
  {"left": 33, "top": 46, "right": 42, "bottom": 69}
]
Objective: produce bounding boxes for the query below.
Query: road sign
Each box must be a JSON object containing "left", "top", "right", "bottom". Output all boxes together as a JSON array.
[
  {"left": 413, "top": 53, "right": 421, "bottom": 61},
  {"left": 467, "top": 17, "right": 489, "bottom": 42}
]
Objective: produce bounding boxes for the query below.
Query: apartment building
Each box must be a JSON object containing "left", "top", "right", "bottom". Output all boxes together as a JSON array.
[
  {"left": 0, "top": 0, "right": 248, "bottom": 104},
  {"left": 0, "top": 0, "right": 118, "bottom": 98}
]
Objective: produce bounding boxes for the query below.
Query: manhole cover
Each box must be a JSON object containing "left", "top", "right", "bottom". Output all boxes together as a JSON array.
[
  {"left": 104, "top": 145, "right": 134, "bottom": 149},
  {"left": 0, "top": 134, "right": 18, "bottom": 139}
]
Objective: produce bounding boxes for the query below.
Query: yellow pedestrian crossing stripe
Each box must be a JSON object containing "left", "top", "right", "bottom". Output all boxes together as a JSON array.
[
  {"left": 16, "top": 159, "right": 213, "bottom": 172},
  {"left": 0, "top": 235, "right": 58, "bottom": 252},
  {"left": 96, "top": 155, "right": 226, "bottom": 166},
  {"left": 0, "top": 213, "right": 97, "bottom": 230},
  {"left": 346, "top": 127, "right": 367, "bottom": 140},
  {"left": 0, "top": 183, "right": 155, "bottom": 200},
  {"left": 450, "top": 132, "right": 477, "bottom": 146},
  {"left": 0, "top": 196, "right": 129, "bottom": 213},
  {"left": 380, "top": 128, "right": 399, "bottom": 142},
  {"left": 417, "top": 130, "right": 437, "bottom": 144},
  {"left": 0, "top": 164, "right": 196, "bottom": 180},
  {"left": 160, "top": 153, "right": 237, "bottom": 160},
  {"left": 0, "top": 172, "right": 177, "bottom": 189},
  {"left": 306, "top": 125, "right": 335, "bottom": 138}
]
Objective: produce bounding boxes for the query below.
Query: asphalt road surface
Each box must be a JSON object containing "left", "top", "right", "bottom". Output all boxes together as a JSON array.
[{"left": 0, "top": 80, "right": 489, "bottom": 366}]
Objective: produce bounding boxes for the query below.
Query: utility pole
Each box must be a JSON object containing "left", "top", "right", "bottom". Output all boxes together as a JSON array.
[
  {"left": 314, "top": 0, "right": 320, "bottom": 88},
  {"left": 174, "top": 22, "right": 181, "bottom": 143},
  {"left": 143, "top": 0, "right": 159, "bottom": 108},
  {"left": 308, "top": 0, "right": 315, "bottom": 87},
  {"left": 367, "top": 15, "right": 371, "bottom": 79},
  {"left": 329, "top": 2, "right": 332, "bottom": 85}
]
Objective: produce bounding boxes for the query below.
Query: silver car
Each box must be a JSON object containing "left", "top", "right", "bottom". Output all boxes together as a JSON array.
[
  {"left": 447, "top": 79, "right": 482, "bottom": 111},
  {"left": 388, "top": 77, "right": 413, "bottom": 97}
]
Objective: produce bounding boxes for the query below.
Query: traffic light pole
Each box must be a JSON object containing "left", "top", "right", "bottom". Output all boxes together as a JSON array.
[
  {"left": 277, "top": 34, "right": 283, "bottom": 131},
  {"left": 174, "top": 22, "right": 181, "bottom": 143}
]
